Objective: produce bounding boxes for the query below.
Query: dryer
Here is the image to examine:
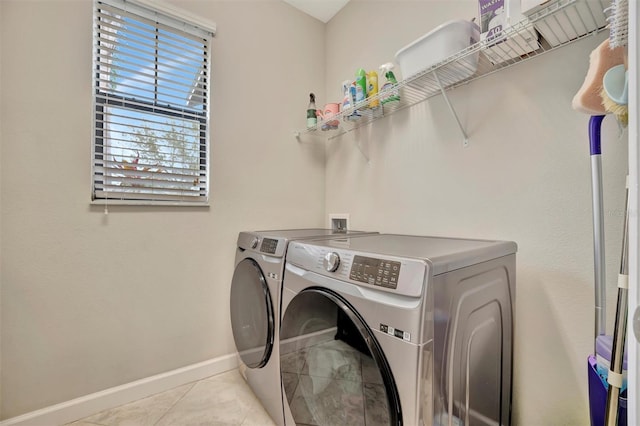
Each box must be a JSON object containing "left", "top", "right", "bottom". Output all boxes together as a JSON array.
[
  {"left": 279, "top": 234, "right": 517, "bottom": 426},
  {"left": 229, "top": 229, "right": 377, "bottom": 425}
]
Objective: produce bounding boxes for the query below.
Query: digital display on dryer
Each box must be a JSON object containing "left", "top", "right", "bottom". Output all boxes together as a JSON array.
[
  {"left": 350, "top": 255, "right": 400, "bottom": 289},
  {"left": 260, "top": 238, "right": 278, "bottom": 254}
]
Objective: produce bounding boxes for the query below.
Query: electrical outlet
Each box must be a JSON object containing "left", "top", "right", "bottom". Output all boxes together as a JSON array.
[{"left": 329, "top": 213, "right": 350, "bottom": 232}]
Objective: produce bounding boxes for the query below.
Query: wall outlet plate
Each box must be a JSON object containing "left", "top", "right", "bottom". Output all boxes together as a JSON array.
[{"left": 328, "top": 213, "right": 350, "bottom": 232}]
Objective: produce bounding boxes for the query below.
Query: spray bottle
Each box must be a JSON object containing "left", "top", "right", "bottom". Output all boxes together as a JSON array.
[
  {"left": 355, "top": 68, "right": 367, "bottom": 104},
  {"left": 379, "top": 63, "right": 400, "bottom": 105}
]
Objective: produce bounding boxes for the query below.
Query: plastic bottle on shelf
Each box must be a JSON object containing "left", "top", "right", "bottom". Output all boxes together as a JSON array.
[
  {"left": 367, "top": 70, "right": 379, "bottom": 108},
  {"left": 341, "top": 80, "right": 352, "bottom": 111},
  {"left": 345, "top": 81, "right": 361, "bottom": 122},
  {"left": 379, "top": 63, "right": 400, "bottom": 105},
  {"left": 350, "top": 81, "right": 358, "bottom": 106},
  {"left": 307, "top": 93, "right": 317, "bottom": 129},
  {"left": 355, "top": 68, "right": 367, "bottom": 104}
]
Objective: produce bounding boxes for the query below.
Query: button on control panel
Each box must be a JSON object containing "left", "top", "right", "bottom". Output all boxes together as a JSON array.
[
  {"left": 349, "top": 255, "right": 401, "bottom": 289},
  {"left": 260, "top": 238, "right": 278, "bottom": 254}
]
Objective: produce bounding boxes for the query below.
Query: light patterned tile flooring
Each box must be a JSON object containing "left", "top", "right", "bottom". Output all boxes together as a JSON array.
[{"left": 65, "top": 370, "right": 276, "bottom": 426}]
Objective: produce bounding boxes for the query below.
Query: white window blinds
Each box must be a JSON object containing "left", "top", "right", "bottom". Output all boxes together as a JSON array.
[{"left": 92, "top": 0, "right": 213, "bottom": 205}]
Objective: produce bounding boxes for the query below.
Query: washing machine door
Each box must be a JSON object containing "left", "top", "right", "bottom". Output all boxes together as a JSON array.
[
  {"left": 230, "top": 258, "right": 274, "bottom": 368},
  {"left": 280, "top": 288, "right": 401, "bottom": 426}
]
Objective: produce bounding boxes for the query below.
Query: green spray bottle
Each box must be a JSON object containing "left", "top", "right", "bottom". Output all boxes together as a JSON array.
[
  {"left": 355, "top": 68, "right": 367, "bottom": 104},
  {"left": 379, "top": 63, "right": 400, "bottom": 104}
]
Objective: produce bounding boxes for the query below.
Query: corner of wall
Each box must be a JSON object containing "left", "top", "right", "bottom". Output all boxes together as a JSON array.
[{"left": 0, "top": 0, "right": 4, "bottom": 419}]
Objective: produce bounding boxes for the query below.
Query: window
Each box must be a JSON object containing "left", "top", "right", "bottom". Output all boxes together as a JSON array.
[{"left": 92, "top": 0, "right": 214, "bottom": 205}]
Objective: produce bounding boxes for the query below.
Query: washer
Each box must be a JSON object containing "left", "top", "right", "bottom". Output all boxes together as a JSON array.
[
  {"left": 280, "top": 234, "right": 517, "bottom": 426},
  {"left": 230, "top": 229, "right": 377, "bottom": 425}
]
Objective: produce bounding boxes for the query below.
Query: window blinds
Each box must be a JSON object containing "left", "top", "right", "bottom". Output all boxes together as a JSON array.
[{"left": 92, "top": 0, "right": 213, "bottom": 204}]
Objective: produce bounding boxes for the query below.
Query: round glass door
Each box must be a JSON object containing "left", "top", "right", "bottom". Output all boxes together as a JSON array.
[
  {"left": 280, "top": 288, "right": 401, "bottom": 425},
  {"left": 230, "top": 258, "right": 274, "bottom": 368}
]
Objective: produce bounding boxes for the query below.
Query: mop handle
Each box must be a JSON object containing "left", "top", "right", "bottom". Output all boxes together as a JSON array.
[
  {"left": 590, "top": 115, "right": 607, "bottom": 341},
  {"left": 604, "top": 177, "right": 629, "bottom": 426}
]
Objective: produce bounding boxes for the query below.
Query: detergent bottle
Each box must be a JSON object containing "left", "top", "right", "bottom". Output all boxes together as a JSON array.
[
  {"left": 379, "top": 63, "right": 400, "bottom": 104},
  {"left": 367, "top": 70, "right": 379, "bottom": 108}
]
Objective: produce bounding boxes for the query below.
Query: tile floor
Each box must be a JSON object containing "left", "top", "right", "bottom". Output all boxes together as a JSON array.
[
  {"left": 64, "top": 338, "right": 386, "bottom": 426},
  {"left": 65, "top": 369, "right": 276, "bottom": 426},
  {"left": 280, "top": 339, "right": 389, "bottom": 426}
]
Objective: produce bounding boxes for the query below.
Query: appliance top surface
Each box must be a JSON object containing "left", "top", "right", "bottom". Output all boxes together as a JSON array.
[
  {"left": 253, "top": 228, "right": 372, "bottom": 239},
  {"left": 294, "top": 233, "right": 517, "bottom": 275}
]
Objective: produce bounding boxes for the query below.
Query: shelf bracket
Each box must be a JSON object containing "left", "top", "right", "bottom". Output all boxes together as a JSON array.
[
  {"left": 355, "top": 139, "right": 370, "bottom": 164},
  {"left": 433, "top": 71, "right": 469, "bottom": 147}
]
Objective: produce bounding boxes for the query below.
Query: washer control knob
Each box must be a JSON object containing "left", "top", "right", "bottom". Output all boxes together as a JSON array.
[
  {"left": 250, "top": 237, "right": 260, "bottom": 249},
  {"left": 324, "top": 252, "right": 341, "bottom": 272}
]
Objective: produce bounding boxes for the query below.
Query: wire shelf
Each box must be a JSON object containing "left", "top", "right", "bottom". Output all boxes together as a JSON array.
[{"left": 297, "top": 0, "right": 609, "bottom": 142}]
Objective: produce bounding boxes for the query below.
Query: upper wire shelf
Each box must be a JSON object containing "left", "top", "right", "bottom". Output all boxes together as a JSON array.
[{"left": 297, "top": 0, "right": 609, "bottom": 141}]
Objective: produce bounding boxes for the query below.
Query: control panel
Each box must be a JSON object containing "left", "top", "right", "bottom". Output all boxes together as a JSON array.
[
  {"left": 260, "top": 238, "right": 278, "bottom": 255},
  {"left": 350, "top": 255, "right": 401, "bottom": 289},
  {"left": 286, "top": 242, "right": 427, "bottom": 298}
]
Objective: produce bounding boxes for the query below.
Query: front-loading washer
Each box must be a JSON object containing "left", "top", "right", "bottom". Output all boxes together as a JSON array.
[
  {"left": 229, "top": 229, "right": 377, "bottom": 425},
  {"left": 280, "top": 234, "right": 517, "bottom": 426}
]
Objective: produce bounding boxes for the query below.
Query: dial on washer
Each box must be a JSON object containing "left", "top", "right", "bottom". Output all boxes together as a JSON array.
[
  {"left": 324, "top": 252, "right": 340, "bottom": 272},
  {"left": 251, "top": 237, "right": 260, "bottom": 249}
]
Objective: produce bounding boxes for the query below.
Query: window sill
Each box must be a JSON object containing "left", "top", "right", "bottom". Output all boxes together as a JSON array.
[{"left": 90, "top": 199, "right": 210, "bottom": 207}]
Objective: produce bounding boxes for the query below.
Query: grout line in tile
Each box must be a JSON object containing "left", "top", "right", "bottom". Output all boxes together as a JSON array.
[
  {"left": 65, "top": 420, "right": 109, "bottom": 426},
  {"left": 152, "top": 379, "right": 198, "bottom": 426}
]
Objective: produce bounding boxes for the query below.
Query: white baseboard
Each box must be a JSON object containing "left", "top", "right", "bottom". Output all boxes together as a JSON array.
[
  {"left": 279, "top": 327, "right": 336, "bottom": 355},
  {"left": 0, "top": 354, "right": 239, "bottom": 426}
]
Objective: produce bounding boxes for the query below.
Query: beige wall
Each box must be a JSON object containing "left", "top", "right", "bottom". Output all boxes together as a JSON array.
[
  {"left": 0, "top": 0, "right": 325, "bottom": 418},
  {"left": 0, "top": 0, "right": 630, "bottom": 423},
  {"left": 325, "top": 1, "right": 627, "bottom": 424}
]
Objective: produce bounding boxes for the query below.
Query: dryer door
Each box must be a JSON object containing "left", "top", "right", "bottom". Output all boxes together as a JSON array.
[
  {"left": 280, "top": 288, "right": 401, "bottom": 426},
  {"left": 230, "top": 258, "right": 274, "bottom": 368}
]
